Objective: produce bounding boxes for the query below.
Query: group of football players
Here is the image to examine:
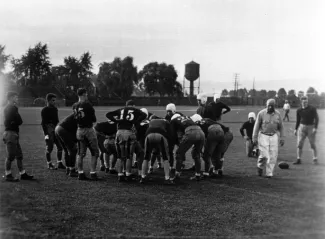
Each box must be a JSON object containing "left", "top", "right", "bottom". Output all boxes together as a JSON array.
[
  {"left": 37, "top": 88, "right": 236, "bottom": 185},
  {"left": 2, "top": 88, "right": 235, "bottom": 184}
]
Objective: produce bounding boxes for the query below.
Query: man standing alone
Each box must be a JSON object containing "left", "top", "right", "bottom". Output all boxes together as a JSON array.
[
  {"left": 252, "top": 99, "right": 285, "bottom": 178},
  {"left": 283, "top": 100, "right": 290, "bottom": 121},
  {"left": 293, "top": 96, "right": 319, "bottom": 165}
]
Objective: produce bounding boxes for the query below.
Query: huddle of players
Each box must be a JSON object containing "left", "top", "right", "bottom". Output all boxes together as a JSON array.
[{"left": 39, "top": 88, "right": 235, "bottom": 184}]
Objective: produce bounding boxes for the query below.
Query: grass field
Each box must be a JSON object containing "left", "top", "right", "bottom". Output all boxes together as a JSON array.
[{"left": 0, "top": 105, "right": 325, "bottom": 238}]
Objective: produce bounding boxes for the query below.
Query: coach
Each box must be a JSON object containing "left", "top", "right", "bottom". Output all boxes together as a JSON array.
[
  {"left": 293, "top": 96, "right": 319, "bottom": 165},
  {"left": 252, "top": 99, "right": 285, "bottom": 178}
]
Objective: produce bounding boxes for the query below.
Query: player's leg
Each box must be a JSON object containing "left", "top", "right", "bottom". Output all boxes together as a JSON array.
[
  {"left": 86, "top": 128, "right": 100, "bottom": 180},
  {"left": 294, "top": 125, "right": 307, "bottom": 164},
  {"left": 45, "top": 131, "right": 56, "bottom": 170},
  {"left": 115, "top": 131, "right": 126, "bottom": 181},
  {"left": 307, "top": 126, "right": 318, "bottom": 164},
  {"left": 76, "top": 128, "right": 89, "bottom": 180},
  {"left": 140, "top": 134, "right": 154, "bottom": 182},
  {"left": 246, "top": 139, "right": 253, "bottom": 157},
  {"left": 54, "top": 132, "right": 65, "bottom": 169},
  {"left": 55, "top": 127, "right": 70, "bottom": 174},
  {"left": 3, "top": 131, "right": 20, "bottom": 182},
  {"left": 96, "top": 133, "right": 106, "bottom": 171},
  {"left": 125, "top": 131, "right": 136, "bottom": 180},
  {"left": 174, "top": 132, "right": 194, "bottom": 179},
  {"left": 190, "top": 129, "right": 205, "bottom": 180},
  {"left": 159, "top": 135, "right": 174, "bottom": 184}
]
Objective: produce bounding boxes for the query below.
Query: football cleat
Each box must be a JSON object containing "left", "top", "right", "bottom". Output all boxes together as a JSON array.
[
  {"left": 90, "top": 173, "right": 99, "bottom": 181},
  {"left": 100, "top": 165, "right": 105, "bottom": 171},
  {"left": 257, "top": 167, "right": 263, "bottom": 176},
  {"left": 164, "top": 179, "right": 175, "bottom": 185},
  {"left": 78, "top": 173, "right": 89, "bottom": 180},
  {"left": 48, "top": 163, "right": 57, "bottom": 170},
  {"left": 20, "top": 173, "right": 34, "bottom": 180},
  {"left": 293, "top": 159, "right": 302, "bottom": 165},
  {"left": 57, "top": 162, "right": 66, "bottom": 169},
  {"left": 3, "top": 174, "right": 19, "bottom": 182},
  {"left": 69, "top": 170, "right": 78, "bottom": 177},
  {"left": 313, "top": 159, "right": 318, "bottom": 165}
]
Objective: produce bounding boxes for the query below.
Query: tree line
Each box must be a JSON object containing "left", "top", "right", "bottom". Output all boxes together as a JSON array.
[{"left": 0, "top": 43, "right": 183, "bottom": 99}]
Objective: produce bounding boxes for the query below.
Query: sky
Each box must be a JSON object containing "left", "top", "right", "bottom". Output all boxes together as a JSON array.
[{"left": 1, "top": 0, "right": 325, "bottom": 95}]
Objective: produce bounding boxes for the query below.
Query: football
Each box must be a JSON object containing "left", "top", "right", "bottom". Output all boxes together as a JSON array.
[{"left": 278, "top": 161, "right": 290, "bottom": 169}]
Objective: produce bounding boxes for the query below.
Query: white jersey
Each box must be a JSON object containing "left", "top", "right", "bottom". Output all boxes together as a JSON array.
[{"left": 283, "top": 103, "right": 290, "bottom": 111}]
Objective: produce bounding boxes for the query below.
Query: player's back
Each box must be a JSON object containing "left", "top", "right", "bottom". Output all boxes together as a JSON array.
[{"left": 72, "top": 101, "right": 96, "bottom": 128}]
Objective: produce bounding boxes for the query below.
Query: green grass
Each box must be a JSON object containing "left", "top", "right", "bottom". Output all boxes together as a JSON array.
[{"left": 0, "top": 106, "right": 325, "bottom": 238}]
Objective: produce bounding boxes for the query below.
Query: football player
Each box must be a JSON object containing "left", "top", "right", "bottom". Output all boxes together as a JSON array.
[
  {"left": 55, "top": 113, "right": 78, "bottom": 177},
  {"left": 106, "top": 100, "right": 147, "bottom": 182},
  {"left": 72, "top": 88, "right": 99, "bottom": 180},
  {"left": 240, "top": 112, "right": 257, "bottom": 157},
  {"left": 2, "top": 92, "right": 34, "bottom": 182},
  {"left": 141, "top": 118, "right": 175, "bottom": 185},
  {"left": 41, "top": 93, "right": 65, "bottom": 170},
  {"left": 94, "top": 119, "right": 118, "bottom": 174},
  {"left": 170, "top": 114, "right": 205, "bottom": 181}
]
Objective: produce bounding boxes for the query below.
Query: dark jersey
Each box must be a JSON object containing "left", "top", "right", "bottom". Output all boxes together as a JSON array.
[
  {"left": 240, "top": 121, "right": 255, "bottom": 139},
  {"left": 165, "top": 111, "right": 184, "bottom": 122},
  {"left": 170, "top": 115, "right": 196, "bottom": 145},
  {"left": 3, "top": 104, "right": 23, "bottom": 133},
  {"left": 72, "top": 101, "right": 96, "bottom": 128},
  {"left": 145, "top": 119, "right": 172, "bottom": 143},
  {"left": 59, "top": 113, "right": 78, "bottom": 134},
  {"left": 204, "top": 101, "right": 231, "bottom": 121},
  {"left": 197, "top": 118, "right": 229, "bottom": 136},
  {"left": 94, "top": 121, "right": 117, "bottom": 136},
  {"left": 41, "top": 105, "right": 59, "bottom": 135},
  {"left": 106, "top": 106, "right": 147, "bottom": 130},
  {"left": 295, "top": 106, "right": 319, "bottom": 130}
]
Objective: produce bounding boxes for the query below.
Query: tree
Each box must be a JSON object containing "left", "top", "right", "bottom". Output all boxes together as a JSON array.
[
  {"left": 0, "top": 45, "right": 11, "bottom": 73},
  {"left": 237, "top": 88, "right": 248, "bottom": 98},
  {"left": 11, "top": 42, "right": 52, "bottom": 86},
  {"left": 138, "top": 62, "right": 182, "bottom": 97},
  {"left": 248, "top": 89, "right": 256, "bottom": 97},
  {"left": 277, "top": 88, "right": 287, "bottom": 99},
  {"left": 306, "top": 86, "right": 317, "bottom": 95},
  {"left": 258, "top": 89, "right": 267, "bottom": 98},
  {"left": 97, "top": 56, "right": 137, "bottom": 99},
  {"left": 221, "top": 89, "right": 228, "bottom": 96},
  {"left": 288, "top": 89, "right": 296, "bottom": 96},
  {"left": 267, "top": 90, "right": 277, "bottom": 99}
]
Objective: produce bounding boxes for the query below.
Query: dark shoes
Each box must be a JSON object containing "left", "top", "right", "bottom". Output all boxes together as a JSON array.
[
  {"left": 293, "top": 159, "right": 301, "bottom": 165},
  {"left": 48, "top": 163, "right": 57, "bottom": 170},
  {"left": 257, "top": 167, "right": 263, "bottom": 177},
  {"left": 20, "top": 172, "right": 34, "bottom": 180},
  {"left": 4, "top": 174, "right": 19, "bottom": 182},
  {"left": 57, "top": 162, "right": 66, "bottom": 169}
]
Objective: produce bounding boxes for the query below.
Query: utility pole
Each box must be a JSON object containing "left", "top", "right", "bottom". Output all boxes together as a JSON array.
[
  {"left": 233, "top": 73, "right": 240, "bottom": 97},
  {"left": 252, "top": 77, "right": 255, "bottom": 96},
  {"left": 234, "top": 73, "right": 239, "bottom": 97}
]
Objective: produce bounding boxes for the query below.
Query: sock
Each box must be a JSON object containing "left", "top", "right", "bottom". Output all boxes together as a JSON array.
[
  {"left": 203, "top": 172, "right": 209, "bottom": 176},
  {"left": 118, "top": 173, "right": 124, "bottom": 176},
  {"left": 175, "top": 171, "right": 181, "bottom": 176},
  {"left": 78, "top": 170, "right": 84, "bottom": 174},
  {"left": 165, "top": 176, "right": 170, "bottom": 180},
  {"left": 126, "top": 172, "right": 132, "bottom": 177},
  {"left": 90, "top": 171, "right": 96, "bottom": 174},
  {"left": 57, "top": 160, "right": 62, "bottom": 163},
  {"left": 47, "top": 161, "right": 52, "bottom": 164},
  {"left": 195, "top": 173, "right": 201, "bottom": 177},
  {"left": 5, "top": 170, "right": 12, "bottom": 176},
  {"left": 19, "top": 170, "right": 26, "bottom": 175}
]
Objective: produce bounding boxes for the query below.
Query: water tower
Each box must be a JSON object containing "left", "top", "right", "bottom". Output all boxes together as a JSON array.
[{"left": 183, "top": 61, "right": 200, "bottom": 96}]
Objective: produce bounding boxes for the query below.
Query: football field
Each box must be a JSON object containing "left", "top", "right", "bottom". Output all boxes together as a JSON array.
[{"left": 1, "top": 105, "right": 325, "bottom": 238}]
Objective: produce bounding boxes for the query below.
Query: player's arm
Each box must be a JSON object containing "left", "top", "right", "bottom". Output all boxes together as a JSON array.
[
  {"left": 239, "top": 122, "right": 246, "bottom": 137},
  {"left": 314, "top": 108, "right": 319, "bottom": 130},
  {"left": 295, "top": 109, "right": 301, "bottom": 130},
  {"left": 222, "top": 102, "right": 231, "bottom": 114},
  {"left": 278, "top": 113, "right": 285, "bottom": 139},
  {"left": 106, "top": 109, "right": 122, "bottom": 122},
  {"left": 54, "top": 108, "right": 59, "bottom": 125},
  {"left": 14, "top": 107, "right": 23, "bottom": 126},
  {"left": 170, "top": 120, "right": 179, "bottom": 145},
  {"left": 41, "top": 108, "right": 49, "bottom": 135}
]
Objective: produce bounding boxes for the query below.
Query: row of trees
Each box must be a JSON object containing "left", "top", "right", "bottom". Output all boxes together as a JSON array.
[{"left": 0, "top": 42, "right": 183, "bottom": 99}]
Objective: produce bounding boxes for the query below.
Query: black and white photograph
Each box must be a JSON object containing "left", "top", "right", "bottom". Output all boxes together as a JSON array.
[{"left": 0, "top": 0, "right": 324, "bottom": 238}]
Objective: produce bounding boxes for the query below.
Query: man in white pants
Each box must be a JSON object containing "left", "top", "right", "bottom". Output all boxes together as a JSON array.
[{"left": 252, "top": 99, "right": 285, "bottom": 178}]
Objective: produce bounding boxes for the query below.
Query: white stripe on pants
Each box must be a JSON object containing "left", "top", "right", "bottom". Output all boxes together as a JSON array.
[{"left": 257, "top": 133, "right": 279, "bottom": 176}]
